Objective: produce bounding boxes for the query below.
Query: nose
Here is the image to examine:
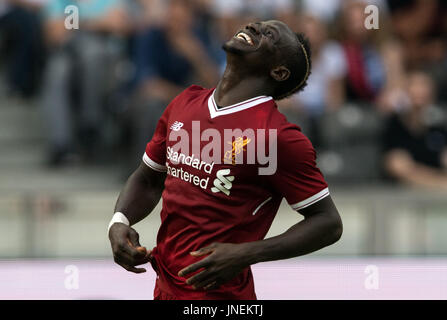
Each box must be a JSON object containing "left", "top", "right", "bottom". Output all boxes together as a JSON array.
[{"left": 246, "top": 22, "right": 260, "bottom": 35}]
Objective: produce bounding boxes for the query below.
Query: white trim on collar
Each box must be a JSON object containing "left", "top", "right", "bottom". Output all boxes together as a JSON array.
[{"left": 207, "top": 90, "right": 273, "bottom": 119}]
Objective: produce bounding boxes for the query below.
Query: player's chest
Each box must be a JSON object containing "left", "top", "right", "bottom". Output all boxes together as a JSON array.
[{"left": 164, "top": 115, "right": 276, "bottom": 196}]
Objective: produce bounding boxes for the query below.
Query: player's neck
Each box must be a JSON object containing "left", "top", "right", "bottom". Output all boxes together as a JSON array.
[{"left": 215, "top": 65, "right": 270, "bottom": 108}]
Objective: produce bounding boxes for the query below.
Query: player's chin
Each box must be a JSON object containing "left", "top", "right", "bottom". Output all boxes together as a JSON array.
[{"left": 223, "top": 39, "right": 256, "bottom": 55}]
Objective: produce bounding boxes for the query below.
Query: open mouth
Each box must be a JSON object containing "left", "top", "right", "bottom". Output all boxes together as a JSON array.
[{"left": 235, "top": 32, "right": 254, "bottom": 46}]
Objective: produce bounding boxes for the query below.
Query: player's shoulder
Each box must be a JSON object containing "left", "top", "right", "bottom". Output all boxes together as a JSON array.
[
  {"left": 172, "top": 85, "right": 213, "bottom": 105},
  {"left": 269, "top": 108, "right": 312, "bottom": 146},
  {"left": 182, "top": 85, "right": 212, "bottom": 98},
  {"left": 266, "top": 109, "right": 317, "bottom": 163}
]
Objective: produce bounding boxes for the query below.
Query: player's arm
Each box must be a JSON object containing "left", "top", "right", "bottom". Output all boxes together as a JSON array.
[
  {"left": 179, "top": 128, "right": 342, "bottom": 290},
  {"left": 178, "top": 196, "right": 342, "bottom": 290},
  {"left": 240, "top": 195, "right": 342, "bottom": 263},
  {"left": 114, "top": 162, "right": 165, "bottom": 224},
  {"left": 108, "top": 162, "right": 166, "bottom": 273}
]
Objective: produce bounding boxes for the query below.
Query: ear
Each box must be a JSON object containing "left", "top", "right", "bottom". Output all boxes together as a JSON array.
[{"left": 270, "top": 66, "right": 291, "bottom": 82}]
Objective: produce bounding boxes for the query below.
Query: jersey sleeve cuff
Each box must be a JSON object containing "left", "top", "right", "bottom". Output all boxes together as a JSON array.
[
  {"left": 290, "top": 187, "right": 330, "bottom": 211},
  {"left": 142, "top": 152, "right": 167, "bottom": 172}
]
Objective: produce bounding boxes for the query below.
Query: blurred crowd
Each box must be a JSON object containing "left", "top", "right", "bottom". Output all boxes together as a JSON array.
[{"left": 1, "top": 0, "right": 447, "bottom": 189}]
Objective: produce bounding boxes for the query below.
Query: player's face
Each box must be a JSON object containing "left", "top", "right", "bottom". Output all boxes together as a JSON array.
[{"left": 223, "top": 20, "right": 297, "bottom": 67}]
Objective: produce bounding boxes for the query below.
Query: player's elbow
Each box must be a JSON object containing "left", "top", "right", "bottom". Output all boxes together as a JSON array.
[
  {"left": 327, "top": 212, "right": 343, "bottom": 245},
  {"left": 332, "top": 219, "right": 343, "bottom": 244}
]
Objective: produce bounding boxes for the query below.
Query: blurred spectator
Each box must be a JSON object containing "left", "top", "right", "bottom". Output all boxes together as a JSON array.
[
  {"left": 289, "top": 14, "right": 347, "bottom": 114},
  {"left": 128, "top": 0, "right": 166, "bottom": 31},
  {"left": 382, "top": 70, "right": 447, "bottom": 189},
  {"left": 210, "top": 0, "right": 297, "bottom": 72},
  {"left": 0, "top": 0, "right": 46, "bottom": 98},
  {"left": 300, "top": 0, "right": 388, "bottom": 24},
  {"left": 300, "top": 0, "right": 342, "bottom": 23},
  {"left": 386, "top": 0, "right": 446, "bottom": 70},
  {"left": 376, "top": 40, "right": 408, "bottom": 113},
  {"left": 40, "top": 0, "right": 130, "bottom": 166},
  {"left": 337, "top": 0, "right": 386, "bottom": 103},
  {"left": 211, "top": 0, "right": 294, "bottom": 20},
  {"left": 212, "top": 0, "right": 295, "bottom": 24},
  {"left": 130, "top": 0, "right": 220, "bottom": 161},
  {"left": 386, "top": 0, "right": 447, "bottom": 103},
  {"left": 279, "top": 14, "right": 347, "bottom": 147}
]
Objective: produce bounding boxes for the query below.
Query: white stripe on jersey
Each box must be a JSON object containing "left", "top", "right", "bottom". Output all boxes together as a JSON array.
[
  {"left": 290, "top": 187, "right": 330, "bottom": 211},
  {"left": 142, "top": 153, "right": 167, "bottom": 172}
]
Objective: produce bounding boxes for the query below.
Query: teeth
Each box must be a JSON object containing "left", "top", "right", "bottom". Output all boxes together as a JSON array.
[{"left": 236, "top": 32, "right": 253, "bottom": 45}]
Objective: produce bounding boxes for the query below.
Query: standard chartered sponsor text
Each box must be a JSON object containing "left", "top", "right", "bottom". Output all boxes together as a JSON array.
[{"left": 166, "top": 146, "right": 213, "bottom": 190}]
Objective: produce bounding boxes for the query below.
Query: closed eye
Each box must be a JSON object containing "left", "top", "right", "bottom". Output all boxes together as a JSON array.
[{"left": 264, "top": 26, "right": 278, "bottom": 40}]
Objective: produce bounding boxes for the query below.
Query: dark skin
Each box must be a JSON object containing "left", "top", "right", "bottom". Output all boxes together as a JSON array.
[
  {"left": 215, "top": 20, "right": 297, "bottom": 106},
  {"left": 109, "top": 163, "right": 165, "bottom": 273},
  {"left": 109, "top": 20, "right": 343, "bottom": 290}
]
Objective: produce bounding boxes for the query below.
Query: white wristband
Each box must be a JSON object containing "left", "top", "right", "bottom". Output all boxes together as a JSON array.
[{"left": 108, "top": 212, "right": 130, "bottom": 234}]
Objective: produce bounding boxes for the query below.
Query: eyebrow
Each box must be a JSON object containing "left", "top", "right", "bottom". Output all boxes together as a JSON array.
[{"left": 267, "top": 24, "right": 280, "bottom": 38}]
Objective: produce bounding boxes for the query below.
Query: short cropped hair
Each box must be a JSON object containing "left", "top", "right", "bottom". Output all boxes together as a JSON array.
[{"left": 272, "top": 33, "right": 312, "bottom": 100}]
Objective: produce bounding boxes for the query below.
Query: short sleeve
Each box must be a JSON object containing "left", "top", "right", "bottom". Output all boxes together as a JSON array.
[
  {"left": 143, "top": 115, "right": 168, "bottom": 172},
  {"left": 267, "top": 124, "right": 329, "bottom": 211},
  {"left": 142, "top": 97, "right": 178, "bottom": 173}
]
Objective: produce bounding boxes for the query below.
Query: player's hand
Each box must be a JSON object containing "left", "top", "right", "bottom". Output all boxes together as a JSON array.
[
  {"left": 178, "top": 242, "right": 251, "bottom": 291},
  {"left": 109, "top": 223, "right": 152, "bottom": 273}
]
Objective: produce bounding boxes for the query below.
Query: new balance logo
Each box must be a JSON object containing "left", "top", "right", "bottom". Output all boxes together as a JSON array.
[
  {"left": 211, "top": 169, "right": 234, "bottom": 196},
  {"left": 170, "top": 121, "right": 184, "bottom": 131}
]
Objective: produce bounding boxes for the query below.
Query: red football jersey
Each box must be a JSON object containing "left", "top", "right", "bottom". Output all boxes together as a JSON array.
[{"left": 143, "top": 85, "right": 329, "bottom": 300}]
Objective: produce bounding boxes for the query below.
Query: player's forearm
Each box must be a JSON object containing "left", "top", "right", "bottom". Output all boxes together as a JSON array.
[
  {"left": 242, "top": 211, "right": 342, "bottom": 265},
  {"left": 114, "top": 163, "right": 165, "bottom": 225}
]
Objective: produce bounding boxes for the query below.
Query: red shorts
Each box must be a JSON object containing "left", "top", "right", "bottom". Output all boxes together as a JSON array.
[
  {"left": 154, "top": 283, "right": 178, "bottom": 300},
  {"left": 151, "top": 252, "right": 257, "bottom": 300},
  {"left": 153, "top": 278, "right": 257, "bottom": 300}
]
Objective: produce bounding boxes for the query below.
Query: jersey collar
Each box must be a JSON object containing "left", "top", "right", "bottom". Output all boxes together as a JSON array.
[{"left": 207, "top": 89, "right": 273, "bottom": 119}]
